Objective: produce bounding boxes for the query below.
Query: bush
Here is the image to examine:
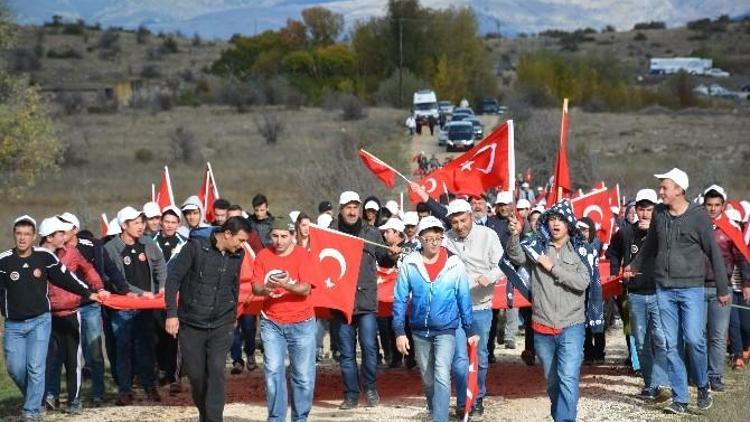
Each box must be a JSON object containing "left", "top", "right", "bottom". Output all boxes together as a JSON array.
[
  {"left": 170, "top": 126, "right": 203, "bottom": 163},
  {"left": 339, "top": 93, "right": 366, "bottom": 120},
  {"left": 56, "top": 92, "right": 85, "bottom": 115},
  {"left": 140, "top": 64, "right": 161, "bottom": 79},
  {"left": 146, "top": 46, "right": 163, "bottom": 61},
  {"left": 634, "top": 32, "right": 647, "bottom": 41},
  {"left": 374, "top": 69, "right": 429, "bottom": 107},
  {"left": 262, "top": 76, "right": 291, "bottom": 106},
  {"left": 98, "top": 29, "right": 119, "bottom": 50},
  {"left": 10, "top": 48, "right": 42, "bottom": 72},
  {"left": 192, "top": 33, "right": 202, "bottom": 46},
  {"left": 136, "top": 25, "right": 150, "bottom": 44},
  {"left": 161, "top": 37, "right": 179, "bottom": 54},
  {"left": 602, "top": 25, "right": 616, "bottom": 32},
  {"left": 633, "top": 21, "right": 666, "bottom": 30},
  {"left": 255, "top": 113, "right": 285, "bottom": 144},
  {"left": 46, "top": 47, "right": 83, "bottom": 59},
  {"left": 217, "top": 77, "right": 264, "bottom": 111},
  {"left": 62, "top": 20, "right": 86, "bottom": 35},
  {"left": 134, "top": 148, "right": 154, "bottom": 163}
]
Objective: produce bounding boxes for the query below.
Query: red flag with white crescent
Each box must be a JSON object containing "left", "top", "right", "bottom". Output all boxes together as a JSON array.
[
  {"left": 376, "top": 266, "right": 398, "bottom": 317},
  {"left": 571, "top": 186, "right": 614, "bottom": 246},
  {"left": 155, "top": 166, "right": 176, "bottom": 211},
  {"left": 308, "top": 225, "right": 364, "bottom": 323},
  {"left": 546, "top": 99, "right": 571, "bottom": 205},
  {"left": 448, "top": 120, "right": 515, "bottom": 197},
  {"left": 197, "top": 162, "right": 220, "bottom": 224},
  {"left": 358, "top": 149, "right": 398, "bottom": 188}
]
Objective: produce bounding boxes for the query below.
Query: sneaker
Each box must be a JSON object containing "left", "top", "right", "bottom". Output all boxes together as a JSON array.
[
  {"left": 21, "top": 414, "right": 43, "bottom": 422},
  {"left": 709, "top": 377, "right": 725, "bottom": 392},
  {"left": 365, "top": 389, "right": 380, "bottom": 407},
  {"left": 169, "top": 381, "right": 183, "bottom": 395},
  {"left": 115, "top": 392, "right": 133, "bottom": 406},
  {"left": 654, "top": 387, "right": 672, "bottom": 404},
  {"left": 521, "top": 350, "right": 535, "bottom": 366},
  {"left": 504, "top": 340, "right": 516, "bottom": 349},
  {"left": 339, "top": 397, "right": 358, "bottom": 410},
  {"left": 246, "top": 360, "right": 258, "bottom": 371},
  {"left": 66, "top": 403, "right": 83, "bottom": 415},
  {"left": 146, "top": 386, "right": 162, "bottom": 402},
  {"left": 697, "top": 386, "right": 713, "bottom": 410},
  {"left": 470, "top": 398, "right": 484, "bottom": 416},
  {"left": 231, "top": 360, "right": 244, "bottom": 375},
  {"left": 91, "top": 397, "right": 105, "bottom": 407},
  {"left": 488, "top": 354, "right": 497, "bottom": 364},
  {"left": 637, "top": 388, "right": 657, "bottom": 400},
  {"left": 44, "top": 394, "right": 59, "bottom": 411},
  {"left": 664, "top": 402, "right": 688, "bottom": 414}
]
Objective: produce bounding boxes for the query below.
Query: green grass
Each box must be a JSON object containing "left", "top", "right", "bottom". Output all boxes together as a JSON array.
[{"left": 681, "top": 364, "right": 750, "bottom": 421}]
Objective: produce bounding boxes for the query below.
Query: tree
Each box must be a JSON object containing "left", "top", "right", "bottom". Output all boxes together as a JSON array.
[
  {"left": 280, "top": 19, "right": 307, "bottom": 49},
  {"left": 301, "top": 7, "right": 344, "bottom": 46}
]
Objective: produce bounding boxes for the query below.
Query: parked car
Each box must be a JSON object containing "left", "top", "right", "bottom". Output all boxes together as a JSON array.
[
  {"left": 705, "top": 68, "right": 730, "bottom": 78},
  {"left": 467, "top": 117, "right": 484, "bottom": 139},
  {"left": 445, "top": 121, "right": 475, "bottom": 152},
  {"left": 478, "top": 98, "right": 502, "bottom": 115},
  {"left": 438, "top": 100, "right": 455, "bottom": 115},
  {"left": 451, "top": 112, "right": 471, "bottom": 122},
  {"left": 709, "top": 83, "right": 738, "bottom": 99},
  {"left": 452, "top": 107, "right": 474, "bottom": 116}
]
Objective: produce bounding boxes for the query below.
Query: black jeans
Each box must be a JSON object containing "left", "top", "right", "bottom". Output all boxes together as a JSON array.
[
  {"left": 154, "top": 310, "right": 180, "bottom": 383},
  {"left": 46, "top": 313, "right": 82, "bottom": 406},
  {"left": 179, "top": 323, "right": 234, "bottom": 422}
]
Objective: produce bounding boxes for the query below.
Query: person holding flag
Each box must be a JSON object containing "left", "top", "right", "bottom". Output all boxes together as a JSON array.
[
  {"left": 702, "top": 185, "right": 750, "bottom": 392},
  {"left": 164, "top": 217, "right": 252, "bottom": 422},
  {"left": 251, "top": 217, "right": 320, "bottom": 422},
  {"left": 393, "top": 216, "right": 479, "bottom": 422}
]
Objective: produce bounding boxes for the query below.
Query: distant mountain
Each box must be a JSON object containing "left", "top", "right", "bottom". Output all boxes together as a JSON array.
[{"left": 8, "top": 0, "right": 750, "bottom": 39}]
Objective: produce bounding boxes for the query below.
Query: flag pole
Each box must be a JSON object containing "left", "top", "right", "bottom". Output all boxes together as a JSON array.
[
  {"left": 207, "top": 161, "right": 220, "bottom": 197},
  {"left": 151, "top": 184, "right": 155, "bottom": 202},
  {"left": 164, "top": 166, "right": 176, "bottom": 207},
  {"left": 556, "top": 98, "right": 569, "bottom": 203},
  {"left": 360, "top": 149, "right": 412, "bottom": 184},
  {"left": 312, "top": 223, "right": 392, "bottom": 250}
]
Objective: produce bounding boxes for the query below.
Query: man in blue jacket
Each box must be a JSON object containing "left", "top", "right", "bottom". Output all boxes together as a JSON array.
[{"left": 393, "top": 216, "right": 479, "bottom": 422}]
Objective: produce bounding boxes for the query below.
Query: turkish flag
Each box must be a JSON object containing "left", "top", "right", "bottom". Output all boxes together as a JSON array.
[
  {"left": 358, "top": 149, "right": 397, "bottom": 188},
  {"left": 715, "top": 212, "right": 750, "bottom": 263},
  {"left": 155, "top": 166, "right": 176, "bottom": 211},
  {"left": 197, "top": 162, "right": 220, "bottom": 224},
  {"left": 546, "top": 99, "right": 571, "bottom": 205},
  {"left": 376, "top": 266, "right": 398, "bottom": 317},
  {"left": 408, "top": 166, "right": 454, "bottom": 203},
  {"left": 571, "top": 186, "right": 614, "bottom": 246},
  {"left": 101, "top": 292, "right": 166, "bottom": 310},
  {"left": 100, "top": 213, "right": 109, "bottom": 237},
  {"left": 237, "top": 242, "right": 263, "bottom": 317},
  {"left": 448, "top": 120, "right": 515, "bottom": 197},
  {"left": 464, "top": 342, "right": 479, "bottom": 421},
  {"left": 308, "top": 225, "right": 364, "bottom": 323},
  {"left": 491, "top": 278, "right": 532, "bottom": 309}
]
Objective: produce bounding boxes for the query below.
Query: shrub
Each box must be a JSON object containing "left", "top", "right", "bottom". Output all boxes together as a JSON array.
[
  {"left": 255, "top": 113, "right": 285, "bottom": 144},
  {"left": 339, "top": 93, "right": 366, "bottom": 120},
  {"left": 170, "top": 126, "right": 202, "bottom": 163},
  {"left": 134, "top": 148, "right": 154, "bottom": 163},
  {"left": 98, "top": 29, "right": 119, "bottom": 50},
  {"left": 634, "top": 32, "right": 647, "bottom": 41},
  {"left": 136, "top": 25, "right": 150, "bottom": 44},
  {"left": 56, "top": 92, "right": 85, "bottom": 115},
  {"left": 161, "top": 37, "right": 179, "bottom": 54},
  {"left": 47, "top": 47, "right": 83, "bottom": 59},
  {"left": 140, "top": 64, "right": 161, "bottom": 79},
  {"left": 374, "top": 69, "right": 429, "bottom": 107},
  {"left": 192, "top": 33, "right": 202, "bottom": 46},
  {"left": 633, "top": 21, "right": 666, "bottom": 30},
  {"left": 62, "top": 20, "right": 86, "bottom": 35},
  {"left": 10, "top": 48, "right": 42, "bottom": 71}
]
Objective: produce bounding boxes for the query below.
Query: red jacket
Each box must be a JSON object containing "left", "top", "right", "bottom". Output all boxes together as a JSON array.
[
  {"left": 48, "top": 246, "right": 102, "bottom": 317},
  {"left": 705, "top": 225, "right": 750, "bottom": 286}
]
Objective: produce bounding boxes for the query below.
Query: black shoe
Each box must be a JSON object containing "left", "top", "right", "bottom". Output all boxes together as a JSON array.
[
  {"left": 339, "top": 397, "right": 358, "bottom": 410},
  {"left": 697, "top": 386, "right": 713, "bottom": 410},
  {"left": 664, "top": 402, "right": 688, "bottom": 414},
  {"left": 91, "top": 397, "right": 104, "bottom": 408},
  {"left": 146, "top": 386, "right": 162, "bottom": 402},
  {"left": 488, "top": 354, "right": 497, "bottom": 364},
  {"left": 231, "top": 360, "right": 244, "bottom": 375},
  {"left": 406, "top": 359, "right": 417, "bottom": 369},
  {"left": 470, "top": 398, "right": 484, "bottom": 416},
  {"left": 44, "top": 394, "right": 59, "bottom": 411},
  {"left": 246, "top": 360, "right": 258, "bottom": 371},
  {"left": 365, "top": 389, "right": 380, "bottom": 407},
  {"left": 115, "top": 392, "right": 133, "bottom": 406},
  {"left": 521, "top": 350, "right": 535, "bottom": 366},
  {"left": 637, "top": 388, "right": 657, "bottom": 400},
  {"left": 388, "top": 361, "right": 403, "bottom": 369},
  {"left": 169, "top": 381, "right": 183, "bottom": 395},
  {"left": 709, "top": 377, "right": 725, "bottom": 392}
]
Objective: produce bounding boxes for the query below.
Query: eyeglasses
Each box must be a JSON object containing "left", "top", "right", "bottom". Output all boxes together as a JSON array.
[{"left": 420, "top": 236, "right": 443, "bottom": 245}]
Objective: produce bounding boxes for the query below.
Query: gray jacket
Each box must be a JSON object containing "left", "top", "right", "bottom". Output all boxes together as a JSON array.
[
  {"left": 631, "top": 203, "right": 729, "bottom": 296},
  {"left": 506, "top": 233, "right": 590, "bottom": 329},
  {"left": 104, "top": 235, "right": 167, "bottom": 294}
]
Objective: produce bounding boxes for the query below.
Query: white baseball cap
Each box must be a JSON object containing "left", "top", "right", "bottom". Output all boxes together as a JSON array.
[
  {"left": 531, "top": 205, "right": 545, "bottom": 214},
  {"left": 516, "top": 199, "right": 531, "bottom": 210},
  {"left": 403, "top": 211, "right": 419, "bottom": 226},
  {"left": 289, "top": 210, "right": 301, "bottom": 224},
  {"left": 58, "top": 212, "right": 80, "bottom": 229},
  {"left": 181, "top": 203, "right": 199, "bottom": 212},
  {"left": 106, "top": 218, "right": 122, "bottom": 236},
  {"left": 654, "top": 168, "right": 689, "bottom": 191},
  {"left": 161, "top": 205, "right": 183, "bottom": 222},
  {"left": 364, "top": 200, "right": 380, "bottom": 211},
  {"left": 142, "top": 201, "right": 162, "bottom": 219},
  {"left": 316, "top": 213, "right": 333, "bottom": 228},
  {"left": 339, "top": 191, "right": 361, "bottom": 205},
  {"left": 13, "top": 215, "right": 37, "bottom": 230},
  {"left": 703, "top": 184, "right": 727, "bottom": 201},
  {"left": 38, "top": 217, "right": 74, "bottom": 237},
  {"left": 385, "top": 200, "right": 400, "bottom": 217},
  {"left": 494, "top": 191, "right": 513, "bottom": 205},
  {"left": 635, "top": 189, "right": 658, "bottom": 204},
  {"left": 416, "top": 216, "right": 444, "bottom": 235},
  {"left": 378, "top": 218, "right": 405, "bottom": 233},
  {"left": 725, "top": 209, "right": 742, "bottom": 223},
  {"left": 446, "top": 199, "right": 472, "bottom": 216},
  {"left": 117, "top": 206, "right": 143, "bottom": 227}
]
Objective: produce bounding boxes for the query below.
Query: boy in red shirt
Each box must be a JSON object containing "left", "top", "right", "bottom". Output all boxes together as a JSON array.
[{"left": 252, "top": 218, "right": 319, "bottom": 422}]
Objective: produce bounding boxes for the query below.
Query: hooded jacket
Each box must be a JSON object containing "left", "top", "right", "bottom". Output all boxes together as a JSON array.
[
  {"left": 180, "top": 195, "right": 214, "bottom": 240},
  {"left": 631, "top": 202, "right": 729, "bottom": 296}
]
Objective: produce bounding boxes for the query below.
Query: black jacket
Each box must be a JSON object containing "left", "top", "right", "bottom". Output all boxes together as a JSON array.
[
  {"left": 607, "top": 223, "right": 655, "bottom": 294},
  {"left": 165, "top": 232, "right": 244, "bottom": 329}
]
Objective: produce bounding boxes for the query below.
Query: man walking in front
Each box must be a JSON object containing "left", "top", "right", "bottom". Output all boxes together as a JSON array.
[
  {"left": 627, "top": 168, "right": 729, "bottom": 414},
  {"left": 165, "top": 217, "right": 251, "bottom": 422}
]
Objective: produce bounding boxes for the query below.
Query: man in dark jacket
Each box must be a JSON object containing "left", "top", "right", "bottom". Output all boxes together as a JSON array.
[
  {"left": 165, "top": 217, "right": 251, "bottom": 422},
  {"left": 331, "top": 191, "right": 395, "bottom": 410},
  {"left": 249, "top": 194, "right": 274, "bottom": 247},
  {"left": 627, "top": 168, "right": 729, "bottom": 414},
  {"left": 608, "top": 189, "right": 670, "bottom": 402}
]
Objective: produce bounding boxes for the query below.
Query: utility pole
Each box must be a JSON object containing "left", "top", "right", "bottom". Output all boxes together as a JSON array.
[{"left": 398, "top": 18, "right": 403, "bottom": 109}]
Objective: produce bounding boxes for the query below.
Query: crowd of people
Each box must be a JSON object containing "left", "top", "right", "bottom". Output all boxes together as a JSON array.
[{"left": 1, "top": 166, "right": 749, "bottom": 422}]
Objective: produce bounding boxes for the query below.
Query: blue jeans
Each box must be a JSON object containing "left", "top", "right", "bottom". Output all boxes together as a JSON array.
[
  {"left": 111, "top": 310, "right": 156, "bottom": 393},
  {"left": 337, "top": 312, "right": 378, "bottom": 400},
  {"left": 230, "top": 314, "right": 256, "bottom": 363},
  {"left": 656, "top": 285, "right": 707, "bottom": 403},
  {"left": 260, "top": 317, "right": 317, "bottom": 422},
  {"left": 80, "top": 303, "right": 105, "bottom": 399},
  {"left": 452, "top": 309, "right": 491, "bottom": 408},
  {"left": 535, "top": 323, "right": 585, "bottom": 422},
  {"left": 413, "top": 334, "right": 455, "bottom": 422},
  {"left": 628, "top": 293, "right": 668, "bottom": 391},
  {"left": 704, "top": 287, "right": 731, "bottom": 380},
  {"left": 729, "top": 291, "right": 750, "bottom": 356},
  {"left": 3, "top": 312, "right": 51, "bottom": 418}
]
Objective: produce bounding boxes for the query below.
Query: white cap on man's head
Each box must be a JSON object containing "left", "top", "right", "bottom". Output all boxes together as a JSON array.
[
  {"left": 117, "top": 206, "right": 142, "bottom": 227},
  {"left": 13, "top": 215, "right": 37, "bottom": 230},
  {"left": 494, "top": 191, "right": 513, "bottom": 205},
  {"left": 403, "top": 211, "right": 419, "bottom": 226},
  {"left": 58, "top": 212, "right": 80, "bottom": 229},
  {"left": 635, "top": 189, "right": 658, "bottom": 204},
  {"left": 703, "top": 184, "right": 727, "bottom": 201},
  {"left": 161, "top": 205, "right": 183, "bottom": 222},
  {"left": 521, "top": 182, "right": 530, "bottom": 189},
  {"left": 316, "top": 213, "right": 333, "bottom": 228},
  {"left": 654, "top": 168, "right": 689, "bottom": 191},
  {"left": 339, "top": 191, "right": 361, "bottom": 205},
  {"left": 516, "top": 199, "right": 531, "bottom": 210},
  {"left": 446, "top": 199, "right": 472, "bottom": 216},
  {"left": 289, "top": 210, "right": 301, "bottom": 224},
  {"left": 385, "top": 200, "right": 400, "bottom": 217},
  {"left": 379, "top": 218, "right": 405, "bottom": 233},
  {"left": 143, "top": 202, "right": 162, "bottom": 219},
  {"left": 38, "top": 217, "right": 74, "bottom": 237},
  {"left": 416, "top": 216, "right": 444, "bottom": 235},
  {"left": 364, "top": 200, "right": 380, "bottom": 211}
]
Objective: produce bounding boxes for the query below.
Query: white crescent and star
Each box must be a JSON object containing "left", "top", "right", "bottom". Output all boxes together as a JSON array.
[
  {"left": 422, "top": 177, "right": 438, "bottom": 193},
  {"left": 319, "top": 248, "right": 347, "bottom": 288}
]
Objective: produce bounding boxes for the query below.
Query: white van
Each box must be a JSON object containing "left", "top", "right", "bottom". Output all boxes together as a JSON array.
[{"left": 413, "top": 90, "right": 439, "bottom": 124}]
